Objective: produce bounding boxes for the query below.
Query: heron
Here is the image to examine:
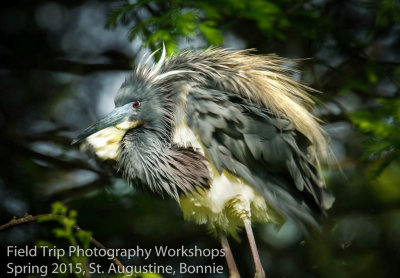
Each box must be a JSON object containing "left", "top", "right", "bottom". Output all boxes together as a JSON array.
[{"left": 72, "top": 46, "right": 334, "bottom": 278}]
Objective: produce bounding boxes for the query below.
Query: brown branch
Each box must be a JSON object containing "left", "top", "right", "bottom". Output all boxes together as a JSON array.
[
  {"left": 0, "top": 213, "right": 126, "bottom": 271},
  {"left": 2, "top": 128, "right": 111, "bottom": 179},
  {"left": 14, "top": 142, "right": 106, "bottom": 177},
  {"left": 4, "top": 55, "right": 132, "bottom": 74},
  {"left": 75, "top": 225, "right": 125, "bottom": 271},
  {"left": 0, "top": 214, "right": 42, "bottom": 230}
]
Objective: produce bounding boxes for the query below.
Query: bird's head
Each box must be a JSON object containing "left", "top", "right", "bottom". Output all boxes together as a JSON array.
[{"left": 72, "top": 76, "right": 173, "bottom": 160}]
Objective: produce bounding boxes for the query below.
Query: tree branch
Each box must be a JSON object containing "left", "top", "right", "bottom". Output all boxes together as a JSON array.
[{"left": 4, "top": 57, "right": 132, "bottom": 74}]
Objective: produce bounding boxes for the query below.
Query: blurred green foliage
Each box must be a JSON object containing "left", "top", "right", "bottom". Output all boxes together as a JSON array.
[
  {"left": 36, "top": 202, "right": 162, "bottom": 278},
  {"left": 351, "top": 99, "right": 400, "bottom": 178},
  {"left": 37, "top": 202, "right": 91, "bottom": 278},
  {"left": 38, "top": 202, "right": 92, "bottom": 250}
]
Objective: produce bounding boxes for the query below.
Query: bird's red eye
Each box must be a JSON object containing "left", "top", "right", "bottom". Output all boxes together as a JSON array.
[{"left": 132, "top": 101, "right": 140, "bottom": 109}]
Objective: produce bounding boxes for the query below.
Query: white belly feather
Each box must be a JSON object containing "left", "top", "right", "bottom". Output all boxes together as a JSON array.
[{"left": 172, "top": 94, "right": 282, "bottom": 236}]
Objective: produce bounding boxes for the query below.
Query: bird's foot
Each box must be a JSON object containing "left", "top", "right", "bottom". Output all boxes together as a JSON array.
[{"left": 254, "top": 269, "right": 266, "bottom": 278}]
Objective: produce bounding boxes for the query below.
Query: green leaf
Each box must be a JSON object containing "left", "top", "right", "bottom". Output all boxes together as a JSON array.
[
  {"left": 69, "top": 209, "right": 77, "bottom": 219},
  {"left": 62, "top": 217, "right": 76, "bottom": 229},
  {"left": 51, "top": 201, "right": 68, "bottom": 216},
  {"left": 175, "top": 11, "right": 198, "bottom": 35},
  {"left": 140, "top": 273, "right": 163, "bottom": 278},
  {"left": 199, "top": 21, "right": 224, "bottom": 46},
  {"left": 36, "top": 240, "right": 54, "bottom": 249},
  {"left": 76, "top": 230, "right": 92, "bottom": 249},
  {"left": 37, "top": 214, "right": 59, "bottom": 223},
  {"left": 52, "top": 227, "right": 70, "bottom": 239}
]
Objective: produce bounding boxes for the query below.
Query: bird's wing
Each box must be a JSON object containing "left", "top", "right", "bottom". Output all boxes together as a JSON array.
[{"left": 185, "top": 87, "right": 334, "bottom": 230}]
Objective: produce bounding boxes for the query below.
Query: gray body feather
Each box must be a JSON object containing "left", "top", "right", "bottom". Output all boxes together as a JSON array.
[
  {"left": 80, "top": 48, "right": 334, "bottom": 232},
  {"left": 186, "top": 88, "right": 333, "bottom": 229}
]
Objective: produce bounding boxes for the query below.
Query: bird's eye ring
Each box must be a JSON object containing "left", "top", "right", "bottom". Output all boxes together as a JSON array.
[{"left": 132, "top": 101, "right": 140, "bottom": 109}]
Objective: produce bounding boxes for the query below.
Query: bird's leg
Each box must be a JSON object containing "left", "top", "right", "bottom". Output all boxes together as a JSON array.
[
  {"left": 219, "top": 231, "right": 241, "bottom": 278},
  {"left": 243, "top": 218, "right": 266, "bottom": 278}
]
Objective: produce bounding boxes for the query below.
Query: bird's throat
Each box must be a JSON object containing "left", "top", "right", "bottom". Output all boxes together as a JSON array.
[
  {"left": 84, "top": 120, "right": 144, "bottom": 161},
  {"left": 85, "top": 126, "right": 127, "bottom": 160}
]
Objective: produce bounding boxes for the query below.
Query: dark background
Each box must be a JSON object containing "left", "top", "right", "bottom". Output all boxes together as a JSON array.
[{"left": 1, "top": 0, "right": 399, "bottom": 277}]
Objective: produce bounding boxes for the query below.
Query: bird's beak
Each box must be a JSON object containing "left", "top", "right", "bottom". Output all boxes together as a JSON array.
[{"left": 71, "top": 103, "right": 140, "bottom": 145}]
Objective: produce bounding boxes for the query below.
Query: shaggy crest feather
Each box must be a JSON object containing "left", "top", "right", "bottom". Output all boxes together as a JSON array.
[{"left": 135, "top": 47, "right": 328, "bottom": 163}]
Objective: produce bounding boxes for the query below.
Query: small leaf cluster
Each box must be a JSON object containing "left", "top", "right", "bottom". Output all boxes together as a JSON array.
[
  {"left": 351, "top": 99, "right": 400, "bottom": 179},
  {"left": 37, "top": 202, "right": 92, "bottom": 277},
  {"left": 106, "top": 0, "right": 222, "bottom": 56}
]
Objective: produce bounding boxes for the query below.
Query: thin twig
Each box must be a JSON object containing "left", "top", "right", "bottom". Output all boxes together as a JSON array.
[
  {"left": 0, "top": 213, "right": 126, "bottom": 270},
  {"left": 0, "top": 214, "right": 43, "bottom": 230},
  {"left": 74, "top": 225, "right": 126, "bottom": 270}
]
